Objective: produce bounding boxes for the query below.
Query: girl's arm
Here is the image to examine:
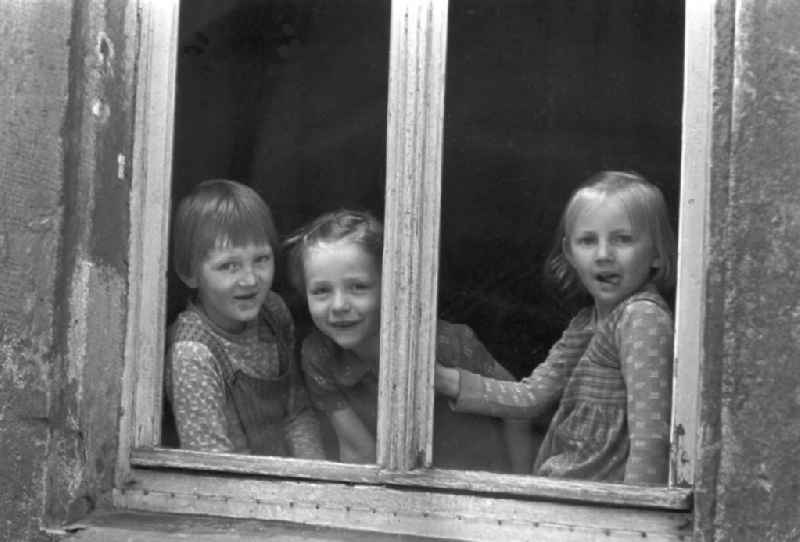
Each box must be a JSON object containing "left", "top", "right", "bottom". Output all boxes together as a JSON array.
[
  {"left": 436, "top": 313, "right": 594, "bottom": 419},
  {"left": 168, "top": 342, "right": 239, "bottom": 452},
  {"left": 328, "top": 407, "right": 376, "bottom": 463},
  {"left": 618, "top": 301, "right": 674, "bottom": 485}
]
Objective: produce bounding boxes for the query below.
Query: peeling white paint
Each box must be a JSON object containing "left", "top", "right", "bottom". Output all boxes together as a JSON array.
[
  {"left": 117, "top": 153, "right": 126, "bottom": 181},
  {"left": 91, "top": 99, "right": 110, "bottom": 123}
]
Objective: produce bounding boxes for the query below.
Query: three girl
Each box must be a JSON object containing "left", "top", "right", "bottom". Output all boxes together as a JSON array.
[
  {"left": 436, "top": 171, "right": 676, "bottom": 484},
  {"left": 166, "top": 169, "right": 676, "bottom": 485}
]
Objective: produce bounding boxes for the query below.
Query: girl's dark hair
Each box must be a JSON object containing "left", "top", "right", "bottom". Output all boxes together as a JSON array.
[
  {"left": 284, "top": 209, "right": 383, "bottom": 294},
  {"left": 545, "top": 170, "right": 677, "bottom": 301},
  {"left": 172, "top": 179, "right": 279, "bottom": 283}
]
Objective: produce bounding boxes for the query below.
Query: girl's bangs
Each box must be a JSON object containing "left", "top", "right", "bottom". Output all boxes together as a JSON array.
[
  {"left": 194, "top": 213, "right": 270, "bottom": 256},
  {"left": 621, "top": 199, "right": 651, "bottom": 235},
  {"left": 562, "top": 190, "right": 600, "bottom": 237}
]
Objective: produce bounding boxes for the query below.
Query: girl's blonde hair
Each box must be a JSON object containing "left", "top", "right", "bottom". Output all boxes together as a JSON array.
[
  {"left": 172, "top": 179, "right": 279, "bottom": 284},
  {"left": 546, "top": 171, "right": 677, "bottom": 300},
  {"left": 284, "top": 209, "right": 383, "bottom": 294}
]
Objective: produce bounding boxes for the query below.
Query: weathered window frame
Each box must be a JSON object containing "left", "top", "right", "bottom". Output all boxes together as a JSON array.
[{"left": 116, "top": 0, "right": 711, "bottom": 538}]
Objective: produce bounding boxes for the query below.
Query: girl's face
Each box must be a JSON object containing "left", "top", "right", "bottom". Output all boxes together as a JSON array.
[
  {"left": 564, "top": 196, "right": 660, "bottom": 319},
  {"left": 188, "top": 239, "right": 275, "bottom": 333},
  {"left": 303, "top": 239, "right": 381, "bottom": 359}
]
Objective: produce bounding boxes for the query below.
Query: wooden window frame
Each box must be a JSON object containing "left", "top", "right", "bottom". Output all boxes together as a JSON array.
[{"left": 116, "top": 0, "right": 711, "bottom": 538}]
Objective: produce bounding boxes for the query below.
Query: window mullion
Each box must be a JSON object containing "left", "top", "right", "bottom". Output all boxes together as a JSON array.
[{"left": 377, "top": 0, "right": 449, "bottom": 471}]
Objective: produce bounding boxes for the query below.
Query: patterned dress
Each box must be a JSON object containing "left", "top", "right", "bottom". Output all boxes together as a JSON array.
[
  {"left": 165, "top": 290, "right": 324, "bottom": 458},
  {"left": 453, "top": 285, "right": 673, "bottom": 484},
  {"left": 302, "top": 320, "right": 521, "bottom": 472}
]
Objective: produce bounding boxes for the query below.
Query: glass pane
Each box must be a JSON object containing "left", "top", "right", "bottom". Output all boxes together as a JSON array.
[
  {"left": 435, "top": 0, "right": 683, "bottom": 481},
  {"left": 165, "top": 0, "right": 389, "bottom": 464}
]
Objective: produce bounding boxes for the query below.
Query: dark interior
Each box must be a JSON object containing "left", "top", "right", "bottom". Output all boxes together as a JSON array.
[{"left": 166, "top": 0, "right": 684, "bottom": 448}]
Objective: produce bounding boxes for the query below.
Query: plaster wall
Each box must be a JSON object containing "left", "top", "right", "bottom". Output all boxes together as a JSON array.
[
  {"left": 0, "top": 2, "right": 71, "bottom": 540},
  {"left": 697, "top": 1, "right": 800, "bottom": 540}
]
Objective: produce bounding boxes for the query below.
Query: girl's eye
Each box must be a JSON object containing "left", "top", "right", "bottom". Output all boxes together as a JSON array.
[
  {"left": 613, "top": 233, "right": 634, "bottom": 244},
  {"left": 351, "top": 282, "right": 371, "bottom": 292},
  {"left": 308, "top": 286, "right": 330, "bottom": 297},
  {"left": 576, "top": 235, "right": 595, "bottom": 246},
  {"left": 254, "top": 254, "right": 272, "bottom": 265},
  {"left": 218, "top": 262, "right": 239, "bottom": 272}
]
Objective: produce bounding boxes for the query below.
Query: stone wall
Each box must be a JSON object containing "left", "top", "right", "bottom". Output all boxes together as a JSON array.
[{"left": 1, "top": 2, "right": 72, "bottom": 540}]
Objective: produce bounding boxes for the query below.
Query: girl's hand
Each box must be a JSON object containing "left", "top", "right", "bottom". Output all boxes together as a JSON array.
[{"left": 434, "top": 363, "right": 460, "bottom": 398}]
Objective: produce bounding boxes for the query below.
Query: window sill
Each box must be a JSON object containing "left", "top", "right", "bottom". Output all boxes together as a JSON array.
[
  {"left": 62, "top": 510, "right": 437, "bottom": 541},
  {"left": 131, "top": 446, "right": 692, "bottom": 510},
  {"left": 115, "top": 468, "right": 693, "bottom": 541}
]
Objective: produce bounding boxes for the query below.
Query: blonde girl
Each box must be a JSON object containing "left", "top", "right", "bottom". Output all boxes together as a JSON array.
[{"left": 436, "top": 171, "right": 676, "bottom": 484}]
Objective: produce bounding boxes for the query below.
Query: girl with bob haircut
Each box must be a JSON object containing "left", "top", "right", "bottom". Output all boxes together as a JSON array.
[
  {"left": 436, "top": 171, "right": 677, "bottom": 485},
  {"left": 547, "top": 170, "right": 676, "bottom": 302},
  {"left": 165, "top": 179, "right": 324, "bottom": 458}
]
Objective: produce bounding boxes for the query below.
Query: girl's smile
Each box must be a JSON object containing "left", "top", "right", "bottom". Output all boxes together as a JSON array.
[
  {"left": 303, "top": 239, "right": 381, "bottom": 361},
  {"left": 328, "top": 319, "right": 361, "bottom": 328}
]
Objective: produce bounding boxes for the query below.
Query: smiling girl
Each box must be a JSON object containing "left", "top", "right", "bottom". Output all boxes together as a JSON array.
[
  {"left": 285, "top": 210, "right": 534, "bottom": 471},
  {"left": 165, "top": 179, "right": 324, "bottom": 458}
]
